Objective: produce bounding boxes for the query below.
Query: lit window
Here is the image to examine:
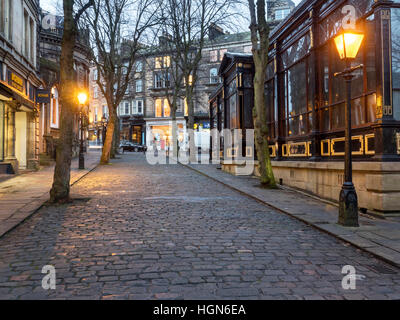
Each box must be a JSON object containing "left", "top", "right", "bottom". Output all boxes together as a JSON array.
[
  {"left": 155, "top": 57, "right": 163, "bottom": 69},
  {"left": 184, "top": 74, "right": 193, "bottom": 86},
  {"left": 164, "top": 99, "right": 170, "bottom": 117},
  {"left": 184, "top": 98, "right": 188, "bottom": 116},
  {"left": 210, "top": 50, "right": 218, "bottom": 62},
  {"left": 155, "top": 99, "right": 162, "bottom": 117},
  {"left": 164, "top": 56, "right": 171, "bottom": 68},
  {"left": 219, "top": 49, "right": 227, "bottom": 61}
]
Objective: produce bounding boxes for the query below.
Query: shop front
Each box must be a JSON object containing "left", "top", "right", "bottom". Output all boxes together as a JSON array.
[
  {"left": 145, "top": 119, "right": 187, "bottom": 151},
  {"left": 211, "top": 0, "right": 400, "bottom": 214},
  {"left": 0, "top": 74, "right": 39, "bottom": 174}
]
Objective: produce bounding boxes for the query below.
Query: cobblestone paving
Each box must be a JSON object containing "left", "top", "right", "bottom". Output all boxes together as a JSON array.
[{"left": 0, "top": 154, "right": 399, "bottom": 300}]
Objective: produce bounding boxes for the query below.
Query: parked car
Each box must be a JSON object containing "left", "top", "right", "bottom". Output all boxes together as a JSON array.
[{"left": 120, "top": 142, "right": 147, "bottom": 153}]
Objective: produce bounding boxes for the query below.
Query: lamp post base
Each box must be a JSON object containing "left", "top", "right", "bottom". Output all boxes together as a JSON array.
[
  {"left": 79, "top": 152, "right": 85, "bottom": 170},
  {"left": 338, "top": 182, "right": 359, "bottom": 227}
]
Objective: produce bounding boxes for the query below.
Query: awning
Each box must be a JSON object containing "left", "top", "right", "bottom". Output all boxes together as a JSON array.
[
  {"left": 0, "top": 82, "right": 13, "bottom": 100},
  {"left": 0, "top": 82, "right": 35, "bottom": 109}
]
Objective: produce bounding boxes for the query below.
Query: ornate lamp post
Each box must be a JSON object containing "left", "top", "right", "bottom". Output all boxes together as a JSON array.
[
  {"left": 78, "top": 92, "right": 88, "bottom": 170},
  {"left": 333, "top": 29, "right": 364, "bottom": 227}
]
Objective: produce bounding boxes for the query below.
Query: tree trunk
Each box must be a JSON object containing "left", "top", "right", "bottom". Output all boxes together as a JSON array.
[
  {"left": 253, "top": 61, "right": 277, "bottom": 188},
  {"left": 111, "top": 116, "right": 120, "bottom": 158},
  {"left": 101, "top": 107, "right": 116, "bottom": 164},
  {"left": 186, "top": 88, "right": 196, "bottom": 162},
  {"left": 49, "top": 0, "right": 77, "bottom": 203}
]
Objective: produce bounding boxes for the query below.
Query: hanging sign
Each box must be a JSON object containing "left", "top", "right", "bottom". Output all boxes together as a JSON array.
[{"left": 36, "top": 89, "right": 51, "bottom": 104}]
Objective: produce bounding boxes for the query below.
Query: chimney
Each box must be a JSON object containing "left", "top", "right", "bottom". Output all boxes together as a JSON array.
[
  {"left": 208, "top": 23, "right": 225, "bottom": 41},
  {"left": 159, "top": 32, "right": 172, "bottom": 47}
]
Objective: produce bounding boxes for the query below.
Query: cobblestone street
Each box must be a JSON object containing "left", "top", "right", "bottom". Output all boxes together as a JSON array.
[{"left": 0, "top": 154, "right": 399, "bottom": 300}]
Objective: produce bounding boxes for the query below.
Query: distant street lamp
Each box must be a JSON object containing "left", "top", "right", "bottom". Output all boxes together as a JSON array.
[
  {"left": 78, "top": 91, "right": 88, "bottom": 170},
  {"left": 101, "top": 115, "right": 108, "bottom": 146},
  {"left": 333, "top": 29, "right": 364, "bottom": 227}
]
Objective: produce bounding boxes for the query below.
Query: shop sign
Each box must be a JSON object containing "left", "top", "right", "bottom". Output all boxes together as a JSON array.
[
  {"left": 11, "top": 73, "right": 24, "bottom": 92},
  {"left": 36, "top": 89, "right": 51, "bottom": 104}
]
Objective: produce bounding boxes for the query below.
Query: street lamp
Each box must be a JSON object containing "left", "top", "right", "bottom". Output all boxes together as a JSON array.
[
  {"left": 333, "top": 29, "right": 364, "bottom": 227},
  {"left": 101, "top": 115, "right": 108, "bottom": 146},
  {"left": 78, "top": 91, "right": 88, "bottom": 170}
]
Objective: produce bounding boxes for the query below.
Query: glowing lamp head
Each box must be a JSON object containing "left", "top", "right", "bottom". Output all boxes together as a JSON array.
[
  {"left": 77, "top": 92, "right": 88, "bottom": 105},
  {"left": 334, "top": 30, "right": 364, "bottom": 60}
]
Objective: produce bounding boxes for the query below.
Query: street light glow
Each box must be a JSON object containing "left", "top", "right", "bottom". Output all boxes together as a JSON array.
[
  {"left": 77, "top": 92, "right": 88, "bottom": 105},
  {"left": 334, "top": 31, "right": 364, "bottom": 60}
]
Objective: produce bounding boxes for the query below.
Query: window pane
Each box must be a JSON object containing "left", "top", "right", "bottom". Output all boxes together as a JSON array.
[
  {"left": 164, "top": 99, "right": 170, "bottom": 117},
  {"left": 321, "top": 107, "right": 330, "bottom": 132},
  {"left": 155, "top": 99, "right": 162, "bottom": 117},
  {"left": 229, "top": 94, "right": 237, "bottom": 129},
  {"left": 366, "top": 15, "right": 376, "bottom": 92},
  {"left": 392, "top": 8, "right": 400, "bottom": 119},
  {"left": 352, "top": 97, "right": 366, "bottom": 126},
  {"left": 331, "top": 103, "right": 345, "bottom": 130},
  {"left": 287, "top": 62, "right": 307, "bottom": 117}
]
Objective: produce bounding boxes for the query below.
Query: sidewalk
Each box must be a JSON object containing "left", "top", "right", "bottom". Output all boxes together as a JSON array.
[
  {"left": 0, "top": 150, "right": 100, "bottom": 238},
  {"left": 183, "top": 162, "right": 400, "bottom": 268}
]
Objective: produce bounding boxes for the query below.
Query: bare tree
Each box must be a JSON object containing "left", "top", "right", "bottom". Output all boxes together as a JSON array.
[
  {"left": 49, "top": 0, "right": 94, "bottom": 203},
  {"left": 81, "top": 0, "right": 158, "bottom": 164},
  {"left": 248, "top": 0, "right": 276, "bottom": 188},
  {"left": 158, "top": 0, "right": 241, "bottom": 159}
]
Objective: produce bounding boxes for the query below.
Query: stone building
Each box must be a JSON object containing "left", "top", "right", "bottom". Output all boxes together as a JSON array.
[
  {"left": 267, "top": 0, "right": 296, "bottom": 26},
  {"left": 38, "top": 9, "right": 91, "bottom": 163},
  {"left": 88, "top": 64, "right": 109, "bottom": 145},
  {"left": 115, "top": 26, "right": 253, "bottom": 151},
  {"left": 0, "top": 0, "right": 43, "bottom": 174}
]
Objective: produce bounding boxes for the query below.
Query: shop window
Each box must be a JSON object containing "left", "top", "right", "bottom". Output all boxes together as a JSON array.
[
  {"left": 265, "top": 79, "right": 275, "bottom": 138},
  {"left": 229, "top": 94, "right": 238, "bottom": 129},
  {"left": 392, "top": 8, "right": 400, "bottom": 120},
  {"left": 285, "top": 60, "right": 310, "bottom": 136}
]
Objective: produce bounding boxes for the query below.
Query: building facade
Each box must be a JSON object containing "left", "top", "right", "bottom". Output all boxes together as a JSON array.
[
  {"left": 88, "top": 64, "right": 109, "bottom": 145},
  {"left": 38, "top": 9, "right": 91, "bottom": 162},
  {"left": 0, "top": 0, "right": 42, "bottom": 174},
  {"left": 212, "top": 0, "right": 400, "bottom": 215}
]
